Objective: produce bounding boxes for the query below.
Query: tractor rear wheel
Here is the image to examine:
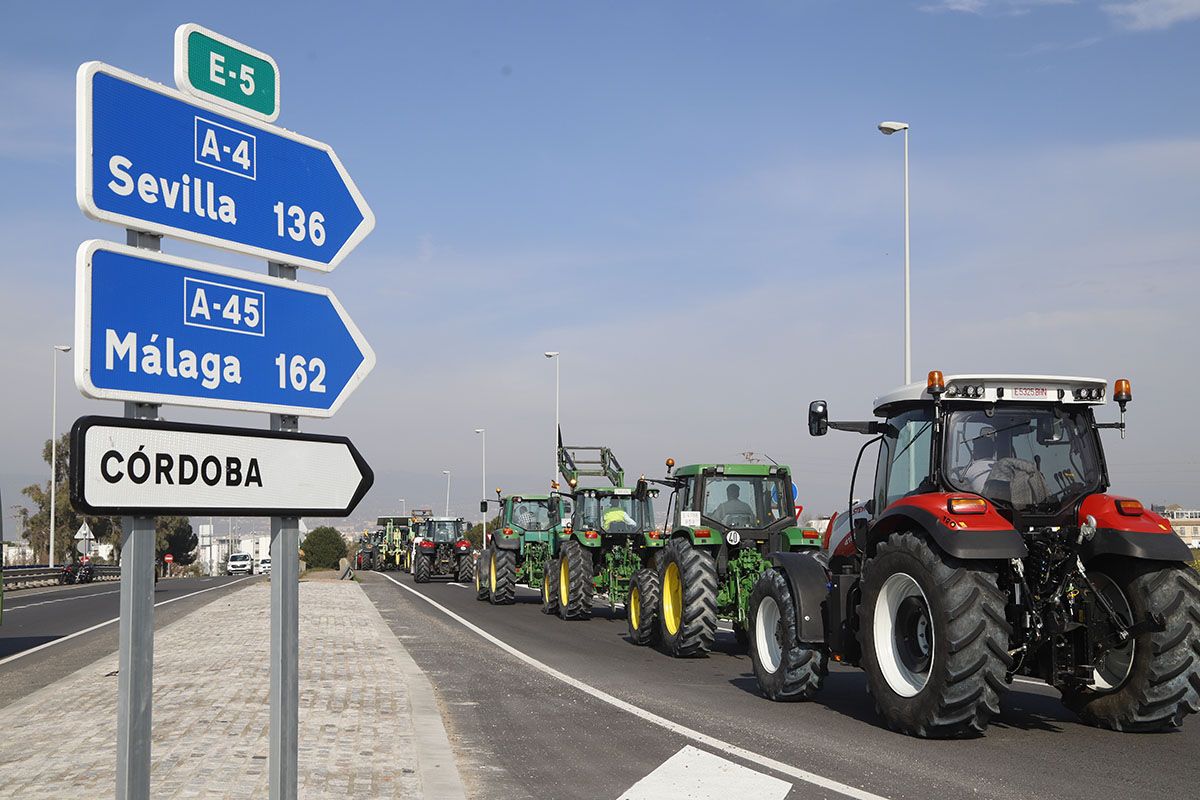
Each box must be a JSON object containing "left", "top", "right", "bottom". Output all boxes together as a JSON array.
[
  {"left": 456, "top": 555, "right": 473, "bottom": 584},
  {"left": 558, "top": 540, "right": 593, "bottom": 620},
  {"left": 1062, "top": 561, "right": 1200, "bottom": 731},
  {"left": 749, "top": 568, "right": 826, "bottom": 701},
  {"left": 859, "top": 531, "right": 1010, "bottom": 738},
  {"left": 489, "top": 548, "right": 517, "bottom": 605},
  {"left": 627, "top": 568, "right": 660, "bottom": 646},
  {"left": 474, "top": 549, "right": 490, "bottom": 601},
  {"left": 414, "top": 553, "right": 432, "bottom": 584},
  {"left": 542, "top": 558, "right": 560, "bottom": 615},
  {"left": 657, "top": 538, "right": 718, "bottom": 657}
]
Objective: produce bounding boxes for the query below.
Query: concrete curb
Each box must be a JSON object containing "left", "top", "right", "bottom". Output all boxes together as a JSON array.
[{"left": 357, "top": 581, "right": 468, "bottom": 800}]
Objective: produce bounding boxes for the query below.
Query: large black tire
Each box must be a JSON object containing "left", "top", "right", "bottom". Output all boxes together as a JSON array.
[
  {"left": 1062, "top": 562, "right": 1200, "bottom": 731},
  {"left": 489, "top": 548, "right": 517, "bottom": 605},
  {"left": 859, "top": 531, "right": 1011, "bottom": 738},
  {"left": 541, "top": 558, "right": 560, "bottom": 615},
  {"left": 657, "top": 538, "right": 718, "bottom": 657},
  {"left": 748, "top": 568, "right": 827, "bottom": 701},
  {"left": 456, "top": 555, "right": 473, "bottom": 584},
  {"left": 413, "top": 554, "right": 432, "bottom": 584},
  {"left": 627, "top": 568, "right": 660, "bottom": 646},
  {"left": 474, "top": 549, "right": 490, "bottom": 601},
  {"left": 557, "top": 540, "right": 593, "bottom": 620}
]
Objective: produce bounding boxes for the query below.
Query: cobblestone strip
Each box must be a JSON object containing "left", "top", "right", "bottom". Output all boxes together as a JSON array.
[{"left": 0, "top": 580, "right": 465, "bottom": 799}]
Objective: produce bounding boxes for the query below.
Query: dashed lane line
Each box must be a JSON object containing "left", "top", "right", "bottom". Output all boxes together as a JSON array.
[
  {"left": 380, "top": 572, "right": 890, "bottom": 800},
  {"left": 0, "top": 578, "right": 251, "bottom": 668}
]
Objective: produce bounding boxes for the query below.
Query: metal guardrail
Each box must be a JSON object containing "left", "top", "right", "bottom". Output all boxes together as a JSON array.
[{"left": 2, "top": 564, "right": 121, "bottom": 590}]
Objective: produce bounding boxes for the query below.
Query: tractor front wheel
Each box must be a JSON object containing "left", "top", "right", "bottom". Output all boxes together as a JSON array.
[
  {"left": 489, "top": 548, "right": 517, "bottom": 605},
  {"left": 456, "top": 555, "right": 473, "bottom": 584},
  {"left": 558, "top": 540, "right": 593, "bottom": 620},
  {"left": 1062, "top": 561, "right": 1200, "bottom": 731},
  {"left": 749, "top": 568, "right": 826, "bottom": 701},
  {"left": 859, "top": 531, "right": 1010, "bottom": 738},
  {"left": 627, "top": 568, "right": 660, "bottom": 646},
  {"left": 656, "top": 538, "right": 717, "bottom": 657},
  {"left": 413, "top": 553, "right": 432, "bottom": 584},
  {"left": 542, "top": 558, "right": 560, "bottom": 615}
]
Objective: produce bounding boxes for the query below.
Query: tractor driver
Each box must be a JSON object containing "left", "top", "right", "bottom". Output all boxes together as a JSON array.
[
  {"left": 602, "top": 497, "right": 636, "bottom": 531},
  {"left": 962, "top": 426, "right": 997, "bottom": 494},
  {"left": 514, "top": 504, "right": 538, "bottom": 528},
  {"left": 713, "top": 484, "right": 754, "bottom": 524}
]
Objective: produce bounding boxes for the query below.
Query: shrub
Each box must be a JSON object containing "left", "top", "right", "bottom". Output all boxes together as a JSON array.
[{"left": 300, "top": 526, "right": 347, "bottom": 570}]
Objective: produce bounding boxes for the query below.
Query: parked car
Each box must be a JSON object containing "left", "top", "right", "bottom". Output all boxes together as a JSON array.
[
  {"left": 257, "top": 557, "right": 272, "bottom": 575},
  {"left": 227, "top": 552, "right": 253, "bottom": 576}
]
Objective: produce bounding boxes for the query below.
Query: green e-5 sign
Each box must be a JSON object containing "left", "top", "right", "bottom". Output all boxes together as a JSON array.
[{"left": 174, "top": 23, "right": 280, "bottom": 122}]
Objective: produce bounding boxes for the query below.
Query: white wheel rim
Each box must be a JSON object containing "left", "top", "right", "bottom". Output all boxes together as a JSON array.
[
  {"left": 1089, "top": 573, "right": 1135, "bottom": 691},
  {"left": 755, "top": 596, "right": 783, "bottom": 673},
  {"left": 874, "top": 572, "right": 933, "bottom": 698}
]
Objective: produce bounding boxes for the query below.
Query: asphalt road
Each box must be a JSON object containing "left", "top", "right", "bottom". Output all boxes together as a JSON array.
[
  {"left": 0, "top": 575, "right": 256, "bottom": 708},
  {"left": 360, "top": 569, "right": 1200, "bottom": 800}
]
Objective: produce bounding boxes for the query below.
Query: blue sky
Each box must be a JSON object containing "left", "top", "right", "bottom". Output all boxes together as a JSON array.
[{"left": 2, "top": 1, "right": 1199, "bottom": 534}]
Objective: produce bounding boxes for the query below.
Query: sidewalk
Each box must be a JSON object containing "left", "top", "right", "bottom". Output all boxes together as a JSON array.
[{"left": 0, "top": 578, "right": 466, "bottom": 799}]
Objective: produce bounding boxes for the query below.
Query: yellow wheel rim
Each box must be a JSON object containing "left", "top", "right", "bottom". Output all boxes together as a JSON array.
[
  {"left": 490, "top": 553, "right": 497, "bottom": 592},
  {"left": 560, "top": 556, "right": 570, "bottom": 608},
  {"left": 475, "top": 561, "right": 481, "bottom": 592},
  {"left": 542, "top": 575, "right": 550, "bottom": 605},
  {"left": 662, "top": 562, "right": 682, "bottom": 635},
  {"left": 630, "top": 585, "right": 641, "bottom": 630}
]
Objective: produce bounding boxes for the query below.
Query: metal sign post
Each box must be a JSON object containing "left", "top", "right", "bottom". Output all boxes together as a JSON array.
[{"left": 115, "top": 230, "right": 160, "bottom": 800}]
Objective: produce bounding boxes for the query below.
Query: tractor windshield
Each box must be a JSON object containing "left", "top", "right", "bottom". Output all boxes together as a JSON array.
[
  {"left": 943, "top": 407, "right": 1104, "bottom": 513},
  {"left": 577, "top": 494, "right": 654, "bottom": 533},
  {"left": 702, "top": 475, "right": 791, "bottom": 528},
  {"left": 510, "top": 499, "right": 557, "bottom": 532},
  {"left": 428, "top": 520, "right": 461, "bottom": 542}
]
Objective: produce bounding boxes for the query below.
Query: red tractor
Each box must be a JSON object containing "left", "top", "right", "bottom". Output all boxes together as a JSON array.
[{"left": 749, "top": 372, "right": 1200, "bottom": 737}]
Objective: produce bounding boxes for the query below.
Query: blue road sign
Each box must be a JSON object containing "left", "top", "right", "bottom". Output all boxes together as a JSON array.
[
  {"left": 76, "top": 62, "right": 374, "bottom": 272},
  {"left": 75, "top": 240, "right": 375, "bottom": 417}
]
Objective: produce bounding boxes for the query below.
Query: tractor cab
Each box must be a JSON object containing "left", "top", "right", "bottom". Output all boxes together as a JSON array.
[
  {"left": 427, "top": 517, "right": 468, "bottom": 543},
  {"left": 494, "top": 494, "right": 565, "bottom": 543},
  {"left": 664, "top": 463, "right": 799, "bottom": 546},
  {"left": 568, "top": 484, "right": 659, "bottom": 538}
]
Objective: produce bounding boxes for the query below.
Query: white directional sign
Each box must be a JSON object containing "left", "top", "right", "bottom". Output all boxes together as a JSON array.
[{"left": 70, "top": 416, "right": 373, "bottom": 516}]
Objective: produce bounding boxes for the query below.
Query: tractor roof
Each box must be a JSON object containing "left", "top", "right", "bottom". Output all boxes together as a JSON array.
[
  {"left": 572, "top": 486, "right": 634, "bottom": 497},
  {"left": 873, "top": 374, "right": 1109, "bottom": 415},
  {"left": 672, "top": 463, "right": 790, "bottom": 477},
  {"left": 505, "top": 494, "right": 553, "bottom": 502}
]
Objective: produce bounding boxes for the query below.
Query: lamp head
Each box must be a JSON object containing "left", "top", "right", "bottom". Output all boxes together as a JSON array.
[
  {"left": 544, "top": 351, "right": 559, "bottom": 358},
  {"left": 878, "top": 121, "right": 909, "bottom": 135}
]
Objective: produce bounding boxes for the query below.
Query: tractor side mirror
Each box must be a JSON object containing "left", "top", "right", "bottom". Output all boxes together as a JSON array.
[
  {"left": 808, "top": 401, "right": 829, "bottom": 437},
  {"left": 479, "top": 500, "right": 488, "bottom": 513}
]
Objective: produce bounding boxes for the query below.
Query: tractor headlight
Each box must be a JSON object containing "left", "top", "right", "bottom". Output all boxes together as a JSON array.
[{"left": 1080, "top": 514, "right": 1097, "bottom": 542}]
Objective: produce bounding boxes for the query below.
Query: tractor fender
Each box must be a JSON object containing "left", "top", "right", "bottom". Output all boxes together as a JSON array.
[
  {"left": 769, "top": 551, "right": 828, "bottom": 643},
  {"left": 1078, "top": 494, "right": 1193, "bottom": 563},
  {"left": 492, "top": 536, "right": 520, "bottom": 552},
  {"left": 871, "top": 497, "right": 1027, "bottom": 560}
]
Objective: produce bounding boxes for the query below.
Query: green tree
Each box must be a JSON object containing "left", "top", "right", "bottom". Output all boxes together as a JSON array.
[
  {"left": 463, "top": 513, "right": 503, "bottom": 549},
  {"left": 301, "top": 526, "right": 347, "bottom": 569},
  {"left": 156, "top": 516, "right": 198, "bottom": 566},
  {"left": 20, "top": 433, "right": 120, "bottom": 563}
]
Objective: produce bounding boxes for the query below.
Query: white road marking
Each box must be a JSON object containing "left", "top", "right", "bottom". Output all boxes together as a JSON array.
[
  {"left": 380, "top": 573, "right": 889, "bottom": 800},
  {"left": 0, "top": 578, "right": 251, "bottom": 668},
  {"left": 5, "top": 589, "right": 121, "bottom": 611},
  {"left": 618, "top": 745, "right": 790, "bottom": 800}
]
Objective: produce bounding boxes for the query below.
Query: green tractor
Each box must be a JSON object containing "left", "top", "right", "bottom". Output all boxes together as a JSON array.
[
  {"left": 475, "top": 491, "right": 567, "bottom": 604},
  {"left": 635, "top": 459, "right": 821, "bottom": 656},
  {"left": 541, "top": 443, "right": 665, "bottom": 622},
  {"left": 374, "top": 517, "right": 412, "bottom": 571}
]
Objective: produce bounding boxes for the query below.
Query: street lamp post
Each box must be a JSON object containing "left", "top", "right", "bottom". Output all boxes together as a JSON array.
[
  {"left": 442, "top": 470, "right": 451, "bottom": 517},
  {"left": 878, "top": 120, "right": 911, "bottom": 385},
  {"left": 398, "top": 498, "right": 406, "bottom": 516},
  {"left": 474, "top": 429, "right": 486, "bottom": 546},
  {"left": 544, "top": 352, "right": 560, "bottom": 488},
  {"left": 48, "top": 344, "right": 71, "bottom": 567}
]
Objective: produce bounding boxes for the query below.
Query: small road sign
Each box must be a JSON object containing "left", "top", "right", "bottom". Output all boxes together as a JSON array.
[
  {"left": 164, "top": 553, "right": 175, "bottom": 563},
  {"left": 75, "top": 240, "right": 375, "bottom": 417},
  {"left": 174, "top": 24, "right": 279, "bottom": 122},
  {"left": 77, "top": 61, "right": 373, "bottom": 271},
  {"left": 75, "top": 521, "right": 94, "bottom": 540},
  {"left": 70, "top": 415, "right": 374, "bottom": 517}
]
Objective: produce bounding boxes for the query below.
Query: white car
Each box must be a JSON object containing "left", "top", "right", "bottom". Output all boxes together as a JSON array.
[
  {"left": 227, "top": 552, "right": 253, "bottom": 576},
  {"left": 257, "top": 557, "right": 272, "bottom": 575}
]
